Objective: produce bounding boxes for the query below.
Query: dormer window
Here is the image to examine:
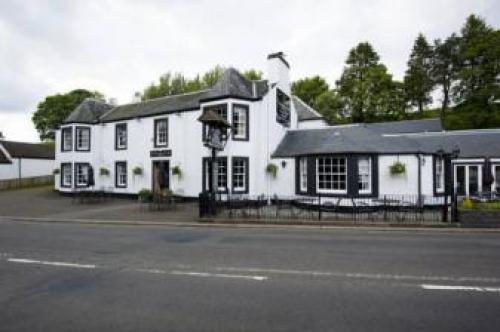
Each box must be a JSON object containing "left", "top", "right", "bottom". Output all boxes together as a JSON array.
[
  {"left": 61, "top": 127, "right": 72, "bottom": 152},
  {"left": 115, "top": 123, "right": 127, "bottom": 150},
  {"left": 75, "top": 127, "right": 91, "bottom": 151},
  {"left": 232, "top": 104, "right": 249, "bottom": 141}
]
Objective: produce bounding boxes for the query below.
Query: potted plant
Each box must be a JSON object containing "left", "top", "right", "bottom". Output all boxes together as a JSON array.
[
  {"left": 172, "top": 165, "right": 182, "bottom": 178},
  {"left": 266, "top": 163, "right": 278, "bottom": 178},
  {"left": 138, "top": 189, "right": 153, "bottom": 202},
  {"left": 99, "top": 167, "right": 110, "bottom": 176},
  {"left": 132, "top": 166, "right": 143, "bottom": 176},
  {"left": 390, "top": 161, "right": 406, "bottom": 175},
  {"left": 52, "top": 168, "right": 60, "bottom": 175}
]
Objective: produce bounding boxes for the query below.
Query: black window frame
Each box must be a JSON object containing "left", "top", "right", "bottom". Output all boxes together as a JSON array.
[
  {"left": 74, "top": 162, "right": 90, "bottom": 188},
  {"left": 115, "top": 161, "right": 128, "bottom": 188},
  {"left": 61, "top": 127, "right": 73, "bottom": 152},
  {"left": 75, "top": 126, "right": 91, "bottom": 152},
  {"left": 202, "top": 156, "right": 228, "bottom": 193},
  {"left": 60, "top": 163, "right": 72, "bottom": 188},
  {"left": 154, "top": 118, "right": 169, "bottom": 148},
  {"left": 201, "top": 104, "right": 228, "bottom": 141},
  {"left": 115, "top": 123, "right": 128, "bottom": 150},
  {"left": 232, "top": 104, "right": 249, "bottom": 141},
  {"left": 231, "top": 156, "right": 249, "bottom": 194}
]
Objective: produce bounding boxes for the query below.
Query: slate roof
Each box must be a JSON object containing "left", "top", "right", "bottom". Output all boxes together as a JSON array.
[
  {"left": 361, "top": 118, "right": 442, "bottom": 133},
  {"left": 0, "top": 147, "right": 11, "bottom": 164},
  {"left": 64, "top": 98, "right": 113, "bottom": 124},
  {"left": 292, "top": 96, "right": 324, "bottom": 121},
  {"left": 273, "top": 119, "right": 500, "bottom": 158},
  {"left": 75, "top": 68, "right": 270, "bottom": 123},
  {"left": 0, "top": 141, "right": 55, "bottom": 160}
]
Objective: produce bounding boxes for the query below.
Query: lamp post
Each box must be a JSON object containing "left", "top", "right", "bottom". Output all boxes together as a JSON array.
[{"left": 197, "top": 110, "right": 232, "bottom": 216}]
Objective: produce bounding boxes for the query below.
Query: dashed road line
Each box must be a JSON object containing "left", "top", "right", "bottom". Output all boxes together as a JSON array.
[
  {"left": 421, "top": 284, "right": 500, "bottom": 293},
  {"left": 7, "top": 258, "right": 96, "bottom": 269}
]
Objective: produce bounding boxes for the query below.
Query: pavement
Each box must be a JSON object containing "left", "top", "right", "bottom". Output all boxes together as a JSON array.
[{"left": 1, "top": 219, "right": 500, "bottom": 331}]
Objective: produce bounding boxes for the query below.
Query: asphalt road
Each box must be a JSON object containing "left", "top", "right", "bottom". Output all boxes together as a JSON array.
[{"left": 1, "top": 220, "right": 500, "bottom": 332}]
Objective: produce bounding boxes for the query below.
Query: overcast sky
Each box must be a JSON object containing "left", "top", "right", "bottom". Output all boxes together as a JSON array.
[{"left": 1, "top": 0, "right": 499, "bottom": 142}]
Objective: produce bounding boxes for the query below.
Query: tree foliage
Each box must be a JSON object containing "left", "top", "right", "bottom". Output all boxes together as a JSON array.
[
  {"left": 291, "top": 76, "right": 329, "bottom": 109},
  {"left": 32, "top": 89, "right": 104, "bottom": 140}
]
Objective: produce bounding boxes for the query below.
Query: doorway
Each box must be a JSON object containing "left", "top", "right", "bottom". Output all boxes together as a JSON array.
[{"left": 152, "top": 160, "right": 170, "bottom": 194}]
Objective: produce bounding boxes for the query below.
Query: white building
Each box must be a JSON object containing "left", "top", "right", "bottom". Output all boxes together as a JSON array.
[
  {"left": 55, "top": 53, "right": 500, "bottom": 201},
  {"left": 0, "top": 140, "right": 54, "bottom": 180}
]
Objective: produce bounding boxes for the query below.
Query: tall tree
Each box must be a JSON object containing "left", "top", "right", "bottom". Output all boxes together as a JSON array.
[
  {"left": 431, "top": 34, "right": 460, "bottom": 119},
  {"left": 404, "top": 34, "right": 434, "bottom": 113},
  {"left": 336, "top": 42, "right": 396, "bottom": 122},
  {"left": 242, "top": 69, "right": 263, "bottom": 81},
  {"left": 314, "top": 90, "right": 347, "bottom": 124},
  {"left": 32, "top": 89, "right": 104, "bottom": 141},
  {"left": 291, "top": 76, "right": 330, "bottom": 109}
]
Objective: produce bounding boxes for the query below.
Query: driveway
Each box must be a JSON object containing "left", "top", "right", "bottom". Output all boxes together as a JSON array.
[{"left": 0, "top": 186, "right": 198, "bottom": 222}]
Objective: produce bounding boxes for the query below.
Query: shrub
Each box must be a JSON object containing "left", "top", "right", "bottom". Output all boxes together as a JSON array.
[
  {"left": 390, "top": 161, "right": 406, "bottom": 175},
  {"left": 266, "top": 163, "right": 278, "bottom": 178},
  {"left": 99, "top": 167, "right": 110, "bottom": 176},
  {"left": 132, "top": 166, "right": 143, "bottom": 176},
  {"left": 138, "top": 189, "right": 153, "bottom": 202},
  {"left": 172, "top": 165, "right": 182, "bottom": 178},
  {"left": 462, "top": 198, "right": 474, "bottom": 209}
]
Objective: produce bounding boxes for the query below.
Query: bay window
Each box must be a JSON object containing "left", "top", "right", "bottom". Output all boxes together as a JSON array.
[
  {"left": 75, "top": 163, "right": 89, "bottom": 187},
  {"left": 358, "top": 157, "right": 372, "bottom": 194},
  {"left": 317, "top": 157, "right": 347, "bottom": 194},
  {"left": 61, "top": 127, "right": 72, "bottom": 152},
  {"left": 61, "top": 163, "right": 72, "bottom": 188},
  {"left": 75, "top": 127, "right": 90, "bottom": 151},
  {"left": 232, "top": 104, "right": 249, "bottom": 140}
]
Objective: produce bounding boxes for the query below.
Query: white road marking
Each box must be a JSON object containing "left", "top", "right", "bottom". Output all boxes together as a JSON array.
[
  {"left": 7, "top": 258, "right": 96, "bottom": 269},
  {"left": 421, "top": 284, "right": 500, "bottom": 293},
  {"left": 171, "top": 270, "right": 267, "bottom": 281},
  {"left": 217, "top": 267, "right": 500, "bottom": 283}
]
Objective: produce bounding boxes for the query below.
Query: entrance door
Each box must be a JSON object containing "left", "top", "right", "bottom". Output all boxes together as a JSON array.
[{"left": 152, "top": 160, "right": 170, "bottom": 194}]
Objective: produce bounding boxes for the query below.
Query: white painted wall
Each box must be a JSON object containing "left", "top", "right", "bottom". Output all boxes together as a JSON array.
[{"left": 0, "top": 158, "right": 54, "bottom": 180}]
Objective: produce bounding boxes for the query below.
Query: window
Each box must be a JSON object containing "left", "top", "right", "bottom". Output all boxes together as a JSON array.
[
  {"left": 115, "top": 123, "right": 127, "bottom": 150},
  {"left": 61, "top": 163, "right": 72, "bottom": 188},
  {"left": 494, "top": 165, "right": 500, "bottom": 193},
  {"left": 299, "top": 157, "right": 307, "bottom": 192},
  {"left": 115, "top": 162, "right": 127, "bottom": 188},
  {"left": 75, "top": 163, "right": 89, "bottom": 187},
  {"left": 358, "top": 157, "right": 372, "bottom": 194},
  {"left": 61, "top": 127, "right": 72, "bottom": 152},
  {"left": 316, "top": 157, "right": 347, "bottom": 194},
  {"left": 75, "top": 127, "right": 90, "bottom": 151},
  {"left": 232, "top": 104, "right": 249, "bottom": 140},
  {"left": 455, "top": 164, "right": 482, "bottom": 197},
  {"left": 232, "top": 157, "right": 248, "bottom": 193},
  {"left": 154, "top": 118, "right": 168, "bottom": 147},
  {"left": 204, "top": 158, "right": 228, "bottom": 192},
  {"left": 276, "top": 89, "right": 291, "bottom": 127},
  {"left": 435, "top": 156, "right": 445, "bottom": 193},
  {"left": 202, "top": 104, "right": 227, "bottom": 140}
]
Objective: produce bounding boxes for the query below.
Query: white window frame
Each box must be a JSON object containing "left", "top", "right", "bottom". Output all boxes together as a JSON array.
[
  {"left": 358, "top": 156, "right": 372, "bottom": 194},
  {"left": 299, "top": 157, "right": 307, "bottom": 192},
  {"left": 232, "top": 158, "right": 247, "bottom": 192},
  {"left": 75, "top": 163, "right": 89, "bottom": 187},
  {"left": 116, "top": 123, "right": 127, "bottom": 149},
  {"left": 316, "top": 156, "right": 347, "bottom": 194},
  {"left": 116, "top": 162, "right": 127, "bottom": 188},
  {"left": 75, "top": 127, "right": 90, "bottom": 151},
  {"left": 155, "top": 118, "right": 168, "bottom": 147},
  {"left": 435, "top": 156, "right": 445, "bottom": 193},
  {"left": 232, "top": 105, "right": 248, "bottom": 140},
  {"left": 454, "top": 164, "right": 482, "bottom": 197},
  {"left": 62, "top": 127, "right": 72, "bottom": 152},
  {"left": 61, "top": 164, "right": 72, "bottom": 187},
  {"left": 205, "top": 158, "right": 228, "bottom": 192}
]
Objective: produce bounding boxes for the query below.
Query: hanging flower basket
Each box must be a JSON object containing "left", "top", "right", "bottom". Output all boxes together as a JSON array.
[
  {"left": 132, "top": 166, "right": 143, "bottom": 176},
  {"left": 266, "top": 163, "right": 278, "bottom": 178},
  {"left": 99, "top": 167, "right": 110, "bottom": 176},
  {"left": 172, "top": 165, "right": 182, "bottom": 178},
  {"left": 390, "top": 161, "right": 406, "bottom": 175}
]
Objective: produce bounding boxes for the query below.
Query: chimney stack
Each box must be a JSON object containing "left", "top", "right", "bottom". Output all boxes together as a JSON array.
[{"left": 267, "top": 52, "right": 290, "bottom": 94}]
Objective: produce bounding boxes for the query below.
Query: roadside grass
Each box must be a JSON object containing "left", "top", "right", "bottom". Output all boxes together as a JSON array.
[{"left": 460, "top": 200, "right": 500, "bottom": 211}]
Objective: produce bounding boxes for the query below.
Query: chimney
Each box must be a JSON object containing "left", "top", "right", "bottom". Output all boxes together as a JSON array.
[{"left": 267, "top": 52, "right": 290, "bottom": 94}]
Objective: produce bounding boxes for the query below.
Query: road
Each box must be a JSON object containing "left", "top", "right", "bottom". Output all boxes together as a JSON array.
[{"left": 1, "top": 220, "right": 500, "bottom": 332}]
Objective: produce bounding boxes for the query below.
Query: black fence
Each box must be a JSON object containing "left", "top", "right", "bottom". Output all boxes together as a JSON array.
[{"left": 200, "top": 193, "right": 453, "bottom": 223}]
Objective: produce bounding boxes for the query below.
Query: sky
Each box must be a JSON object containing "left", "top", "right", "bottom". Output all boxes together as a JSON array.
[{"left": 0, "top": 0, "right": 499, "bottom": 142}]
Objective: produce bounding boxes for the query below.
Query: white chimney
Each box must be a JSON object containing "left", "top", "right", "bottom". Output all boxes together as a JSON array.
[{"left": 267, "top": 52, "right": 290, "bottom": 94}]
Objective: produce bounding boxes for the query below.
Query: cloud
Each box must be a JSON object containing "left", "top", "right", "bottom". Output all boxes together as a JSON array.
[{"left": 0, "top": 0, "right": 499, "bottom": 141}]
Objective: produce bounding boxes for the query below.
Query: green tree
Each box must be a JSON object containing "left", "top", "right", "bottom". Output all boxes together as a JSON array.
[
  {"left": 242, "top": 69, "right": 263, "bottom": 81},
  {"left": 32, "top": 89, "right": 104, "bottom": 140},
  {"left": 431, "top": 34, "right": 460, "bottom": 119},
  {"left": 291, "top": 76, "right": 330, "bottom": 109},
  {"left": 336, "top": 42, "right": 396, "bottom": 122},
  {"left": 314, "top": 90, "right": 347, "bottom": 124},
  {"left": 404, "top": 34, "right": 434, "bottom": 113}
]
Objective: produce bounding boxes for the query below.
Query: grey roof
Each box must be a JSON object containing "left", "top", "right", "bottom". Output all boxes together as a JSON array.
[
  {"left": 0, "top": 146, "right": 10, "bottom": 164},
  {"left": 273, "top": 119, "right": 500, "bottom": 158},
  {"left": 64, "top": 98, "right": 113, "bottom": 124},
  {"left": 94, "top": 68, "right": 268, "bottom": 123},
  {"left": 361, "top": 118, "right": 442, "bottom": 133},
  {"left": 0, "top": 140, "right": 55, "bottom": 159},
  {"left": 292, "top": 96, "right": 324, "bottom": 121}
]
